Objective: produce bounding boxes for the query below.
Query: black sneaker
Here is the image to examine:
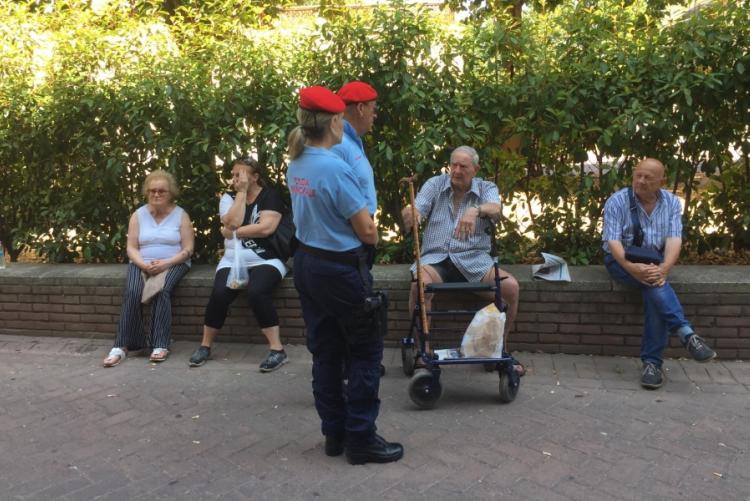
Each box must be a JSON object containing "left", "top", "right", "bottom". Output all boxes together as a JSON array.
[
  {"left": 345, "top": 434, "right": 404, "bottom": 465},
  {"left": 188, "top": 346, "right": 211, "bottom": 367},
  {"left": 641, "top": 362, "right": 664, "bottom": 389},
  {"left": 685, "top": 334, "right": 716, "bottom": 363},
  {"left": 259, "top": 350, "right": 288, "bottom": 373}
]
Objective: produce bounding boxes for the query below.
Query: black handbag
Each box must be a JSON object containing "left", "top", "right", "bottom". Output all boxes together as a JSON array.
[
  {"left": 258, "top": 188, "right": 297, "bottom": 261},
  {"left": 624, "top": 187, "right": 663, "bottom": 265}
]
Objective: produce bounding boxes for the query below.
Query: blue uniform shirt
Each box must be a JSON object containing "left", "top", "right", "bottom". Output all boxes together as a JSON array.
[
  {"left": 331, "top": 120, "right": 377, "bottom": 215},
  {"left": 287, "top": 146, "right": 368, "bottom": 252}
]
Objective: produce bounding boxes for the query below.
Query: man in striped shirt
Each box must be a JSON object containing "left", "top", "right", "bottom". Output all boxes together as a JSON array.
[
  {"left": 602, "top": 158, "right": 716, "bottom": 389},
  {"left": 402, "top": 146, "right": 521, "bottom": 362}
]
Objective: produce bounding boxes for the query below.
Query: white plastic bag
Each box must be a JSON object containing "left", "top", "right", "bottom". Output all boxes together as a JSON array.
[
  {"left": 460, "top": 303, "right": 506, "bottom": 358},
  {"left": 225, "top": 231, "right": 248, "bottom": 290}
]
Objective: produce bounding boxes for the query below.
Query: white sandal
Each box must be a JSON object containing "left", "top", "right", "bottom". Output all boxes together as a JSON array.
[
  {"left": 103, "top": 347, "right": 127, "bottom": 367},
  {"left": 149, "top": 348, "right": 169, "bottom": 362}
]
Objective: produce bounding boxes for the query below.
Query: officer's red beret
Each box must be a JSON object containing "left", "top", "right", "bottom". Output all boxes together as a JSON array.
[
  {"left": 337, "top": 81, "right": 378, "bottom": 104},
  {"left": 299, "top": 86, "right": 345, "bottom": 113}
]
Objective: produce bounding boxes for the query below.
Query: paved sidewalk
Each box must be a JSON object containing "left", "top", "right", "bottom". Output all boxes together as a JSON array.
[{"left": 1, "top": 335, "right": 749, "bottom": 501}]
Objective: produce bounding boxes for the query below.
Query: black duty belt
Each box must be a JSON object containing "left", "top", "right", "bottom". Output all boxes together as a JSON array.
[{"left": 297, "top": 242, "right": 362, "bottom": 268}]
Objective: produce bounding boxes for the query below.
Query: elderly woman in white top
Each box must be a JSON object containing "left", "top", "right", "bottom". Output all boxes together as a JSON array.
[{"left": 103, "top": 170, "right": 194, "bottom": 366}]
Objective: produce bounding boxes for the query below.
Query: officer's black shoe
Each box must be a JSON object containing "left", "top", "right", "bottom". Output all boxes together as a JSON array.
[
  {"left": 345, "top": 434, "right": 404, "bottom": 465},
  {"left": 324, "top": 435, "right": 345, "bottom": 457},
  {"left": 641, "top": 362, "right": 664, "bottom": 390},
  {"left": 685, "top": 334, "right": 716, "bottom": 363}
]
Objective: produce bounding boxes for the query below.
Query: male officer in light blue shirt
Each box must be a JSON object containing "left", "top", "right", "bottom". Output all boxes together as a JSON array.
[{"left": 332, "top": 81, "right": 379, "bottom": 216}]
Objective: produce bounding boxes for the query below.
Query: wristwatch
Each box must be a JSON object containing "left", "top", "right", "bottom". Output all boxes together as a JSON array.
[{"left": 471, "top": 202, "right": 482, "bottom": 218}]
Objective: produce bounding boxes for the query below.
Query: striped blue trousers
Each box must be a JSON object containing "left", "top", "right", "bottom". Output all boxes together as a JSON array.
[{"left": 114, "top": 262, "right": 189, "bottom": 350}]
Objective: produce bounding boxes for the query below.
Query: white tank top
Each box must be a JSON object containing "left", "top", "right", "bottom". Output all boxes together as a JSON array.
[{"left": 136, "top": 205, "right": 185, "bottom": 263}]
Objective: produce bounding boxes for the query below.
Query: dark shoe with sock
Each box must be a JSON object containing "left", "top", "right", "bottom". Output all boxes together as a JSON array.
[
  {"left": 259, "top": 350, "right": 288, "bottom": 372},
  {"left": 188, "top": 346, "right": 211, "bottom": 367},
  {"left": 345, "top": 434, "right": 404, "bottom": 465},
  {"left": 325, "top": 435, "right": 345, "bottom": 457},
  {"left": 640, "top": 362, "right": 663, "bottom": 390},
  {"left": 685, "top": 334, "right": 716, "bottom": 363}
]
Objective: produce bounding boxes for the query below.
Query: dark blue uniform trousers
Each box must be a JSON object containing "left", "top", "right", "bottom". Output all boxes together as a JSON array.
[{"left": 293, "top": 249, "right": 383, "bottom": 444}]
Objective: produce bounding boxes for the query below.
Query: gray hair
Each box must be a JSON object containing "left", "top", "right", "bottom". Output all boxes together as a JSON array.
[{"left": 451, "top": 145, "right": 479, "bottom": 167}]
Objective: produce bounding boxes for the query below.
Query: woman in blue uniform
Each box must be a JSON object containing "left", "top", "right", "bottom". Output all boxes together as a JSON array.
[{"left": 286, "top": 86, "right": 403, "bottom": 465}]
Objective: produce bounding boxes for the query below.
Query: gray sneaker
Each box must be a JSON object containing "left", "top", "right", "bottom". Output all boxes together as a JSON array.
[
  {"left": 685, "top": 334, "right": 716, "bottom": 363},
  {"left": 189, "top": 346, "right": 211, "bottom": 367},
  {"left": 641, "top": 362, "right": 664, "bottom": 389},
  {"left": 260, "top": 350, "right": 288, "bottom": 373}
]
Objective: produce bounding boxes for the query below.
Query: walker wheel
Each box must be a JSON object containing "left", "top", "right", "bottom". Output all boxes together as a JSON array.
[
  {"left": 401, "top": 344, "right": 416, "bottom": 376},
  {"left": 498, "top": 369, "right": 519, "bottom": 403},
  {"left": 380, "top": 364, "right": 386, "bottom": 377},
  {"left": 408, "top": 369, "right": 441, "bottom": 409}
]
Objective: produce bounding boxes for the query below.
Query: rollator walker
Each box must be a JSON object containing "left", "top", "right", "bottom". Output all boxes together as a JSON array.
[{"left": 400, "top": 176, "right": 521, "bottom": 410}]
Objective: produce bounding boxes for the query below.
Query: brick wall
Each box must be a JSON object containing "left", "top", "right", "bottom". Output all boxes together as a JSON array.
[{"left": 1, "top": 264, "right": 748, "bottom": 359}]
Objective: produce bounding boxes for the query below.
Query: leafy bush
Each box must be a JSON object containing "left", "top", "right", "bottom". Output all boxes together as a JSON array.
[{"left": 0, "top": 0, "right": 747, "bottom": 264}]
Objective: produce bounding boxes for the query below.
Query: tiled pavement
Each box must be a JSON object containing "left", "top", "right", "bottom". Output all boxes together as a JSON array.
[{"left": 1, "top": 334, "right": 749, "bottom": 501}]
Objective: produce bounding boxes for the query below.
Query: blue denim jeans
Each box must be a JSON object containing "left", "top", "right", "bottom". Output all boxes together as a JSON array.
[{"left": 604, "top": 255, "right": 693, "bottom": 366}]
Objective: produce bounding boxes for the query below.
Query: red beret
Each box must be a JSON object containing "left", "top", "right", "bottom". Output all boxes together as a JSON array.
[
  {"left": 299, "top": 86, "right": 345, "bottom": 113},
  {"left": 337, "top": 81, "right": 378, "bottom": 104}
]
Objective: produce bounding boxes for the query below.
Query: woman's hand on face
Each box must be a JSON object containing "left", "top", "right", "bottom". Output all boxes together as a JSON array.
[{"left": 235, "top": 170, "right": 250, "bottom": 193}]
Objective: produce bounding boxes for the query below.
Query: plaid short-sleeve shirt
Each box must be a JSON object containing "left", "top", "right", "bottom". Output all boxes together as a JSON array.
[
  {"left": 602, "top": 187, "right": 683, "bottom": 254},
  {"left": 410, "top": 174, "right": 500, "bottom": 282}
]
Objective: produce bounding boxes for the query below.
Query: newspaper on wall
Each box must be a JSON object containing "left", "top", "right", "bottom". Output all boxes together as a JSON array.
[{"left": 531, "top": 252, "right": 572, "bottom": 282}]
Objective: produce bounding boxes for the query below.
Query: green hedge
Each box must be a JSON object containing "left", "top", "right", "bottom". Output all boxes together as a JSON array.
[{"left": 1, "top": 0, "right": 748, "bottom": 264}]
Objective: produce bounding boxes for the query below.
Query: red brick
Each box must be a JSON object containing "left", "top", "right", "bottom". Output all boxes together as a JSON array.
[
  {"left": 5, "top": 303, "right": 31, "bottom": 312},
  {"left": 516, "top": 322, "right": 557, "bottom": 333},
  {"left": 699, "top": 305, "right": 743, "bottom": 316},
  {"left": 720, "top": 294, "right": 750, "bottom": 305},
  {"left": 507, "top": 332, "right": 538, "bottom": 343},
  {"left": 716, "top": 317, "right": 750, "bottom": 327},
  {"left": 539, "top": 333, "right": 578, "bottom": 344},
  {"left": 0, "top": 285, "right": 32, "bottom": 294},
  {"left": 18, "top": 294, "right": 45, "bottom": 303},
  {"left": 559, "top": 324, "right": 602, "bottom": 334},
  {"left": 580, "top": 334, "right": 623, "bottom": 345},
  {"left": 559, "top": 344, "right": 602, "bottom": 355},
  {"left": 538, "top": 313, "right": 579, "bottom": 324},
  {"left": 48, "top": 313, "right": 81, "bottom": 322},
  {"left": 49, "top": 296, "right": 80, "bottom": 305},
  {"left": 716, "top": 338, "right": 750, "bottom": 348},
  {"left": 64, "top": 304, "right": 97, "bottom": 314},
  {"left": 83, "top": 295, "right": 112, "bottom": 305},
  {"left": 700, "top": 327, "right": 739, "bottom": 338},
  {"left": 0, "top": 311, "right": 19, "bottom": 320},
  {"left": 0, "top": 293, "right": 19, "bottom": 302},
  {"left": 18, "top": 312, "right": 49, "bottom": 321}
]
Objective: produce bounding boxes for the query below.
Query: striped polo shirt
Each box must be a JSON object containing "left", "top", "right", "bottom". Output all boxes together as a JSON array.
[
  {"left": 602, "top": 187, "right": 683, "bottom": 254},
  {"left": 410, "top": 174, "right": 500, "bottom": 282}
]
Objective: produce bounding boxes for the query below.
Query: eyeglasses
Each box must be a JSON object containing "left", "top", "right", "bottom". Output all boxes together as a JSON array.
[{"left": 148, "top": 189, "right": 168, "bottom": 196}]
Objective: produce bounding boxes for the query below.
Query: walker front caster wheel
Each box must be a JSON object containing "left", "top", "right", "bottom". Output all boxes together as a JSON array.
[{"left": 408, "top": 368, "right": 442, "bottom": 409}]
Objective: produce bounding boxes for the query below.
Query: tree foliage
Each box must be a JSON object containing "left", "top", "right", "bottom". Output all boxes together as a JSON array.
[{"left": 0, "top": 0, "right": 748, "bottom": 264}]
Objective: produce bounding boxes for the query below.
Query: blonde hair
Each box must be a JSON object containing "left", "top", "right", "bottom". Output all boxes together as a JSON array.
[
  {"left": 142, "top": 169, "right": 179, "bottom": 200},
  {"left": 287, "top": 107, "right": 339, "bottom": 160}
]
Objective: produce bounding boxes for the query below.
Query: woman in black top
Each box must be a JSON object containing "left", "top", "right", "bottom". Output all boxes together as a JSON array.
[{"left": 189, "top": 158, "right": 289, "bottom": 372}]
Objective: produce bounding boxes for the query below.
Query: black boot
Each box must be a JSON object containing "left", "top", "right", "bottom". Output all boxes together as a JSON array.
[
  {"left": 345, "top": 434, "right": 404, "bottom": 465},
  {"left": 324, "top": 435, "right": 345, "bottom": 457}
]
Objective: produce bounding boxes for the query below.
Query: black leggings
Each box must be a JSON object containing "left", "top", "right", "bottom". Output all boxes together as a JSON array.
[{"left": 203, "top": 265, "right": 282, "bottom": 330}]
